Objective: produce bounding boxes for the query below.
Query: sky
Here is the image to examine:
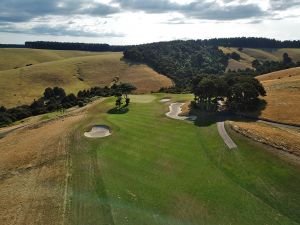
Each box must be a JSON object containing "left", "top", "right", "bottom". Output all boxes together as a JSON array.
[{"left": 0, "top": 0, "right": 300, "bottom": 45}]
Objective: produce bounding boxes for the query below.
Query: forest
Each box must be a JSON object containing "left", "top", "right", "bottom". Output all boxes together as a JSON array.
[{"left": 124, "top": 40, "right": 228, "bottom": 89}]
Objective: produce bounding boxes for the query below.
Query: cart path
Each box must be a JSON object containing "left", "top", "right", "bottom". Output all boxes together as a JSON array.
[{"left": 217, "top": 122, "right": 237, "bottom": 149}]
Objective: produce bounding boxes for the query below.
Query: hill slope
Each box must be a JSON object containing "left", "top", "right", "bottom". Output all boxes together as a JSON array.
[
  {"left": 0, "top": 51, "right": 172, "bottom": 107},
  {"left": 0, "top": 48, "right": 103, "bottom": 71},
  {"left": 255, "top": 67, "right": 300, "bottom": 125},
  {"left": 220, "top": 47, "right": 300, "bottom": 71}
]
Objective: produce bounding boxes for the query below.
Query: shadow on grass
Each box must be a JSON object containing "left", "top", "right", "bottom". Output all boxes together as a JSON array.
[
  {"left": 107, "top": 106, "right": 129, "bottom": 114},
  {"left": 191, "top": 100, "right": 267, "bottom": 127}
]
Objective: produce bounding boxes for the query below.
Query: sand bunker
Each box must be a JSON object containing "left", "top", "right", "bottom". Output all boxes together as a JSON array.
[
  {"left": 160, "top": 98, "right": 171, "bottom": 103},
  {"left": 84, "top": 125, "right": 111, "bottom": 138},
  {"left": 166, "top": 103, "right": 197, "bottom": 121}
]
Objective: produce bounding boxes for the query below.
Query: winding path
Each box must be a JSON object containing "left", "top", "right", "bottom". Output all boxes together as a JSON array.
[
  {"left": 165, "top": 102, "right": 237, "bottom": 149},
  {"left": 217, "top": 122, "right": 237, "bottom": 149}
]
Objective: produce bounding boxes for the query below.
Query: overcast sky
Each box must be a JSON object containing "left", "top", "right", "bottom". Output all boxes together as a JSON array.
[{"left": 0, "top": 0, "right": 300, "bottom": 45}]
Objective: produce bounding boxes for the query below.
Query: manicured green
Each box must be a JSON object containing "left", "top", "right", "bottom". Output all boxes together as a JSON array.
[{"left": 68, "top": 94, "right": 300, "bottom": 225}]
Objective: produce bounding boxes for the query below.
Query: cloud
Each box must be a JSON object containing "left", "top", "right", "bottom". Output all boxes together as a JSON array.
[
  {"left": 0, "top": 23, "right": 125, "bottom": 37},
  {"left": 113, "top": 0, "right": 267, "bottom": 20},
  {"left": 269, "top": 0, "right": 300, "bottom": 11},
  {"left": 0, "top": 0, "right": 119, "bottom": 23}
]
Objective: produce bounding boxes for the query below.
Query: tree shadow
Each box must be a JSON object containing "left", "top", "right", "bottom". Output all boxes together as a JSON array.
[
  {"left": 191, "top": 99, "right": 267, "bottom": 127},
  {"left": 107, "top": 106, "right": 129, "bottom": 114}
]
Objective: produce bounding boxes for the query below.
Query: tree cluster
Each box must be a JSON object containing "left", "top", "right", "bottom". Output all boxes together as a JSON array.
[
  {"left": 227, "top": 52, "right": 241, "bottom": 61},
  {"left": 192, "top": 75, "right": 266, "bottom": 112},
  {"left": 252, "top": 53, "right": 300, "bottom": 75},
  {"left": 0, "top": 84, "right": 136, "bottom": 127},
  {"left": 124, "top": 40, "right": 228, "bottom": 90},
  {"left": 114, "top": 83, "right": 137, "bottom": 108},
  {"left": 25, "top": 41, "right": 128, "bottom": 52}
]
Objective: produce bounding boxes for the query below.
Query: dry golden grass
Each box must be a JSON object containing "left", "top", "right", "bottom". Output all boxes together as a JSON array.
[
  {"left": 226, "top": 59, "right": 253, "bottom": 71},
  {"left": 229, "top": 121, "right": 300, "bottom": 157},
  {"left": 242, "top": 48, "right": 279, "bottom": 61},
  {"left": 255, "top": 67, "right": 300, "bottom": 125},
  {"left": 0, "top": 48, "right": 100, "bottom": 71},
  {"left": 274, "top": 48, "right": 300, "bottom": 62},
  {"left": 220, "top": 47, "right": 300, "bottom": 71},
  {"left": 219, "top": 47, "right": 255, "bottom": 71},
  {"left": 0, "top": 52, "right": 172, "bottom": 107},
  {"left": 0, "top": 113, "right": 83, "bottom": 225}
]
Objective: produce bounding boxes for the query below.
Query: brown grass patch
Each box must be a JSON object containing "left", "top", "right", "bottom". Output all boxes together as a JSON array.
[
  {"left": 254, "top": 67, "right": 300, "bottom": 125},
  {"left": 0, "top": 113, "right": 83, "bottom": 225},
  {"left": 229, "top": 121, "right": 300, "bottom": 157},
  {"left": 226, "top": 59, "right": 253, "bottom": 71}
]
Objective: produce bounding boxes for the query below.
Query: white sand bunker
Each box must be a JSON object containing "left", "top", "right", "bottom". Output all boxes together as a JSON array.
[
  {"left": 160, "top": 98, "right": 171, "bottom": 103},
  {"left": 166, "top": 103, "right": 197, "bottom": 121},
  {"left": 84, "top": 125, "right": 111, "bottom": 138}
]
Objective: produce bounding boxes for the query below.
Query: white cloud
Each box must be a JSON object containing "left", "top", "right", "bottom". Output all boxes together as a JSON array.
[{"left": 0, "top": 0, "right": 299, "bottom": 44}]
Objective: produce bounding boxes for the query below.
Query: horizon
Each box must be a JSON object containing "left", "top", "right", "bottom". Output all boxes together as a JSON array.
[
  {"left": 2, "top": 36, "right": 300, "bottom": 46},
  {"left": 1, "top": 0, "right": 300, "bottom": 45}
]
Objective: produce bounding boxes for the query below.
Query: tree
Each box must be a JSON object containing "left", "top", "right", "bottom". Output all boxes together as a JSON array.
[
  {"left": 53, "top": 87, "right": 66, "bottom": 99},
  {"left": 125, "top": 97, "right": 130, "bottom": 106},
  {"left": 118, "top": 83, "right": 137, "bottom": 99},
  {"left": 0, "top": 106, "right": 6, "bottom": 113},
  {"left": 228, "top": 52, "right": 241, "bottom": 61},
  {"left": 252, "top": 59, "right": 261, "bottom": 69},
  {"left": 282, "top": 53, "right": 293, "bottom": 66},
  {"left": 44, "top": 87, "right": 54, "bottom": 99},
  {"left": 115, "top": 96, "right": 122, "bottom": 108}
]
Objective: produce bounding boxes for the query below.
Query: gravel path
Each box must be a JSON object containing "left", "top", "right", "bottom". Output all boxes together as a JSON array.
[{"left": 217, "top": 122, "right": 237, "bottom": 149}]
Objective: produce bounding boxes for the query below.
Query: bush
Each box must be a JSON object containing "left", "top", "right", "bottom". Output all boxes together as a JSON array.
[{"left": 78, "top": 101, "right": 85, "bottom": 107}]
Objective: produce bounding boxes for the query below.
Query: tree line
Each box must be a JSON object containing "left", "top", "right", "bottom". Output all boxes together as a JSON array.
[
  {"left": 201, "top": 37, "right": 300, "bottom": 48},
  {"left": 192, "top": 75, "right": 266, "bottom": 112},
  {"left": 25, "top": 41, "right": 128, "bottom": 52},
  {"left": 0, "top": 83, "right": 136, "bottom": 127}
]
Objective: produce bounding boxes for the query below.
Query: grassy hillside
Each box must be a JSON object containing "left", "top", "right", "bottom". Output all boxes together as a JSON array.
[
  {"left": 220, "top": 47, "right": 300, "bottom": 71},
  {"left": 0, "top": 51, "right": 172, "bottom": 107},
  {"left": 0, "top": 48, "right": 101, "bottom": 71},
  {"left": 67, "top": 94, "right": 300, "bottom": 225},
  {"left": 255, "top": 67, "right": 300, "bottom": 125}
]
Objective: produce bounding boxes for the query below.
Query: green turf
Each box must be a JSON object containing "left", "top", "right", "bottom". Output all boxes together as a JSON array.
[{"left": 68, "top": 94, "right": 300, "bottom": 225}]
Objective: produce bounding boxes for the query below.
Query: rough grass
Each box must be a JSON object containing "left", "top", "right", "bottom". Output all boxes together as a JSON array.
[
  {"left": 0, "top": 114, "right": 83, "bottom": 225},
  {"left": 68, "top": 94, "right": 300, "bottom": 225},
  {"left": 229, "top": 121, "right": 300, "bottom": 157},
  {"left": 0, "top": 51, "right": 172, "bottom": 107},
  {"left": 226, "top": 59, "right": 253, "bottom": 71},
  {"left": 0, "top": 48, "right": 101, "bottom": 71},
  {"left": 219, "top": 47, "right": 300, "bottom": 71},
  {"left": 255, "top": 67, "right": 300, "bottom": 125}
]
